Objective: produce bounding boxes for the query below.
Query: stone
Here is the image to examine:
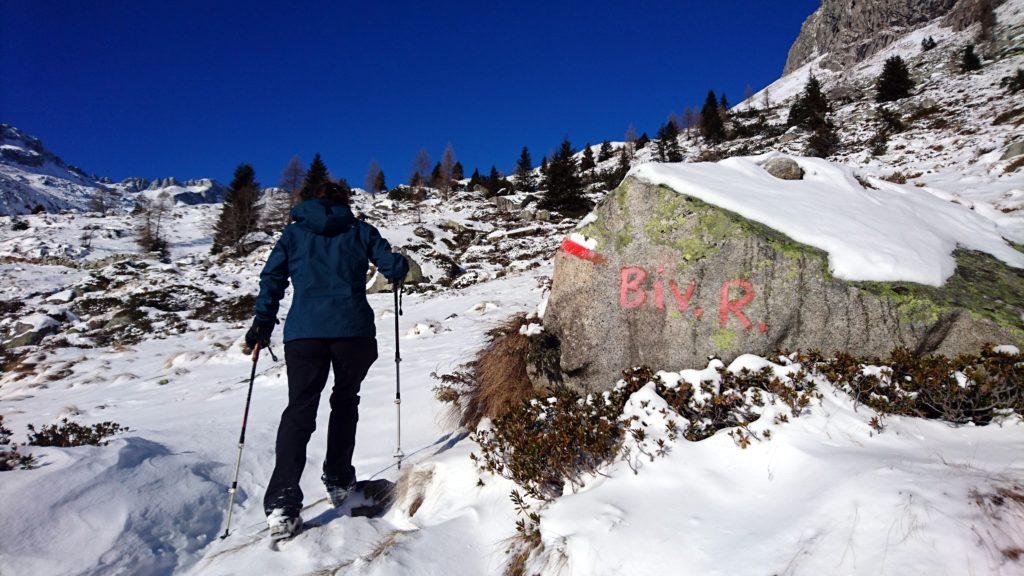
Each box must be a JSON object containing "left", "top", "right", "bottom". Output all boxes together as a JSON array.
[
  {"left": 6, "top": 316, "right": 60, "bottom": 348},
  {"left": 541, "top": 177, "right": 1024, "bottom": 392},
  {"left": 1001, "top": 141, "right": 1024, "bottom": 161},
  {"left": 779, "top": 127, "right": 802, "bottom": 143},
  {"left": 761, "top": 157, "right": 804, "bottom": 180},
  {"left": 413, "top": 226, "right": 435, "bottom": 242},
  {"left": 536, "top": 209, "right": 552, "bottom": 222},
  {"left": 493, "top": 196, "right": 515, "bottom": 211}
]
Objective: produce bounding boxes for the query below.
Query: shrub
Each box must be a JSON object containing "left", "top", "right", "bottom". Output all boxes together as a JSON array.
[
  {"left": 961, "top": 44, "right": 982, "bottom": 72},
  {"left": 27, "top": 418, "right": 127, "bottom": 447},
  {"left": 1001, "top": 68, "right": 1024, "bottom": 93},
  {"left": 921, "top": 36, "right": 937, "bottom": 51},
  {"left": 11, "top": 218, "right": 29, "bottom": 231},
  {"left": 1, "top": 416, "right": 37, "bottom": 471}
]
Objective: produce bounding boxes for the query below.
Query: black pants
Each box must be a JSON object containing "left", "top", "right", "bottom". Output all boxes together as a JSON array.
[{"left": 263, "top": 337, "right": 378, "bottom": 515}]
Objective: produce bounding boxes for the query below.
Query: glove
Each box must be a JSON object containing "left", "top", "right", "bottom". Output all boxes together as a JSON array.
[{"left": 243, "top": 318, "right": 275, "bottom": 353}]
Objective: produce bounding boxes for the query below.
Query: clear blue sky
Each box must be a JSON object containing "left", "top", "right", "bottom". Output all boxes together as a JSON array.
[{"left": 1, "top": 0, "right": 817, "bottom": 187}]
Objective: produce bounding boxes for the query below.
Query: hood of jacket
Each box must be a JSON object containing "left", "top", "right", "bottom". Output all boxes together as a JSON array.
[{"left": 291, "top": 199, "right": 356, "bottom": 236}]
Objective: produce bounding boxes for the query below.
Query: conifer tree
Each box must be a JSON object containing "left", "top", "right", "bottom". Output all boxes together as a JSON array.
[
  {"left": 263, "top": 156, "right": 302, "bottom": 231},
  {"left": 375, "top": 169, "right": 386, "bottom": 193},
  {"left": 364, "top": 159, "right": 383, "bottom": 194},
  {"left": 430, "top": 162, "right": 443, "bottom": 189},
  {"left": 699, "top": 90, "right": 726, "bottom": 143},
  {"left": 635, "top": 132, "right": 650, "bottom": 150},
  {"left": 787, "top": 75, "right": 829, "bottom": 129},
  {"left": 486, "top": 166, "right": 507, "bottom": 196},
  {"left": 921, "top": 36, "right": 937, "bottom": 51},
  {"left": 961, "top": 44, "right": 982, "bottom": 72},
  {"left": 280, "top": 155, "right": 305, "bottom": 204},
  {"left": 598, "top": 140, "right": 613, "bottom": 162},
  {"left": 540, "top": 138, "right": 587, "bottom": 215},
  {"left": 468, "top": 168, "right": 481, "bottom": 190},
  {"left": 452, "top": 162, "right": 464, "bottom": 181},
  {"left": 300, "top": 153, "right": 328, "bottom": 201},
  {"left": 212, "top": 163, "right": 261, "bottom": 255},
  {"left": 875, "top": 55, "right": 914, "bottom": 102},
  {"left": 655, "top": 120, "right": 683, "bottom": 162},
  {"left": 514, "top": 146, "right": 537, "bottom": 192},
  {"left": 439, "top": 143, "right": 457, "bottom": 199},
  {"left": 580, "top": 144, "right": 596, "bottom": 171},
  {"left": 539, "top": 157, "right": 548, "bottom": 176}
]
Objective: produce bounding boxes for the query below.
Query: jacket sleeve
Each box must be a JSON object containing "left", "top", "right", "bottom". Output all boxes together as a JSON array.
[
  {"left": 254, "top": 231, "right": 291, "bottom": 324},
  {"left": 365, "top": 223, "right": 409, "bottom": 282}
]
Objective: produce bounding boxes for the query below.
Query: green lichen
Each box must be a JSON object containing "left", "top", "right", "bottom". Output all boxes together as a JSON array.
[
  {"left": 711, "top": 328, "right": 737, "bottom": 351},
  {"left": 640, "top": 188, "right": 736, "bottom": 265},
  {"left": 856, "top": 249, "right": 1024, "bottom": 332}
]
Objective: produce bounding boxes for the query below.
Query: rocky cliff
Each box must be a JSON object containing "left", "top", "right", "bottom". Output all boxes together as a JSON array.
[{"left": 784, "top": 0, "right": 963, "bottom": 73}]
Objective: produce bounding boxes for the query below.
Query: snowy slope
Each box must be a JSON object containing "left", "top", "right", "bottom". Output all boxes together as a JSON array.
[{"left": 0, "top": 124, "right": 106, "bottom": 215}]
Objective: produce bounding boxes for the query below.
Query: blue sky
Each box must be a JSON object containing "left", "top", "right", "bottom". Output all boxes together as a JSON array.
[{"left": 1, "top": 0, "right": 817, "bottom": 187}]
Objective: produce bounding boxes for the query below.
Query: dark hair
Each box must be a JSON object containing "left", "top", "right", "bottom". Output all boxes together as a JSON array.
[{"left": 316, "top": 180, "right": 352, "bottom": 205}]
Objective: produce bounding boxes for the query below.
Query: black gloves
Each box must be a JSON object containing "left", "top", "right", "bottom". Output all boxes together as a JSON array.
[{"left": 244, "top": 318, "right": 275, "bottom": 352}]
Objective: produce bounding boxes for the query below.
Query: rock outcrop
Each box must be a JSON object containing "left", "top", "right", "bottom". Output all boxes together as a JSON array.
[
  {"left": 783, "top": 0, "right": 960, "bottom": 74},
  {"left": 541, "top": 177, "right": 1024, "bottom": 392}
]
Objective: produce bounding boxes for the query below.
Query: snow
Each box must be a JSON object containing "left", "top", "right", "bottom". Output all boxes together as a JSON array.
[{"left": 632, "top": 154, "right": 1024, "bottom": 286}]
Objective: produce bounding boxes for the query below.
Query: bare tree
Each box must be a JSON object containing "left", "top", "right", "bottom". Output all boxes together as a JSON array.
[
  {"left": 682, "top": 107, "right": 700, "bottom": 140},
  {"left": 625, "top": 124, "right": 638, "bottom": 158},
  {"left": 280, "top": 155, "right": 305, "bottom": 205},
  {"left": 977, "top": 0, "right": 997, "bottom": 42},
  {"left": 439, "top": 143, "right": 457, "bottom": 200},
  {"left": 365, "top": 159, "right": 383, "bottom": 194},
  {"left": 761, "top": 87, "right": 772, "bottom": 111},
  {"left": 87, "top": 187, "right": 116, "bottom": 215},
  {"left": 135, "top": 192, "right": 172, "bottom": 259}
]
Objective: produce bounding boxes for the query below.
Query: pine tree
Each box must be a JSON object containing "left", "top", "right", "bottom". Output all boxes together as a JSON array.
[
  {"left": 539, "top": 157, "right": 548, "bottom": 176},
  {"left": 580, "top": 144, "right": 596, "bottom": 171},
  {"left": 540, "top": 138, "right": 587, "bottom": 215},
  {"left": 655, "top": 120, "right": 682, "bottom": 162},
  {"left": 375, "top": 169, "right": 386, "bottom": 193},
  {"left": 875, "top": 55, "right": 914, "bottom": 102},
  {"left": 486, "top": 166, "right": 507, "bottom": 196},
  {"left": 430, "top": 162, "right": 444, "bottom": 189},
  {"left": 598, "top": 140, "right": 613, "bottom": 162},
  {"left": 452, "top": 162, "right": 464, "bottom": 181},
  {"left": 635, "top": 132, "right": 650, "bottom": 150},
  {"left": 212, "top": 163, "right": 261, "bottom": 255},
  {"left": 787, "top": 75, "right": 829, "bottom": 129},
  {"left": 805, "top": 119, "right": 840, "bottom": 158},
  {"left": 514, "top": 146, "right": 537, "bottom": 192},
  {"left": 468, "top": 168, "right": 481, "bottom": 191},
  {"left": 699, "top": 90, "right": 726, "bottom": 143},
  {"left": 961, "top": 44, "right": 982, "bottom": 72},
  {"left": 300, "top": 154, "right": 329, "bottom": 200},
  {"left": 719, "top": 93, "right": 729, "bottom": 110}
]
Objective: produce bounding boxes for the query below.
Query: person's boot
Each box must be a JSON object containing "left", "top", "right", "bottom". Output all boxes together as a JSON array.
[
  {"left": 266, "top": 508, "right": 302, "bottom": 540},
  {"left": 322, "top": 473, "right": 356, "bottom": 508}
]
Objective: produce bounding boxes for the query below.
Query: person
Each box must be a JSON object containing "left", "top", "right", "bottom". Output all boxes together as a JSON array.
[{"left": 245, "top": 180, "right": 408, "bottom": 539}]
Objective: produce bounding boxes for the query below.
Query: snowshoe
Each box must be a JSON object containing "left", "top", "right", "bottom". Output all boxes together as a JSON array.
[
  {"left": 266, "top": 508, "right": 302, "bottom": 541},
  {"left": 322, "top": 474, "right": 357, "bottom": 508}
]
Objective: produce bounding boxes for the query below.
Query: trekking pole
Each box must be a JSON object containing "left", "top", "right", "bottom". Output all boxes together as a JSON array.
[
  {"left": 393, "top": 282, "right": 405, "bottom": 469},
  {"left": 220, "top": 342, "right": 263, "bottom": 540}
]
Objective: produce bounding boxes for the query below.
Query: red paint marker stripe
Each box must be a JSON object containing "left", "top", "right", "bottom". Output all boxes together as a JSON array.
[{"left": 561, "top": 237, "right": 607, "bottom": 264}]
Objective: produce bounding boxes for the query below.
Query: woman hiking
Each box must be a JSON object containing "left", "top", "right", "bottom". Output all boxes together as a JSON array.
[{"left": 244, "top": 180, "right": 408, "bottom": 540}]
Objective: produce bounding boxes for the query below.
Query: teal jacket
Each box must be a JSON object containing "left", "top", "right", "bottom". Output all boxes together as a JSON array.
[{"left": 253, "top": 199, "right": 408, "bottom": 341}]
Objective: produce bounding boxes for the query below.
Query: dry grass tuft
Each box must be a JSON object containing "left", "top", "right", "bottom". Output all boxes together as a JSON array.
[{"left": 448, "top": 314, "right": 537, "bottom": 429}]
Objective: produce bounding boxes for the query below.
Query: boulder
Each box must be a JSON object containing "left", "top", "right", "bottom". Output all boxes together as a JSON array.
[
  {"left": 1001, "top": 141, "right": 1024, "bottom": 161},
  {"left": 493, "top": 196, "right": 516, "bottom": 211},
  {"left": 760, "top": 157, "right": 804, "bottom": 180},
  {"left": 536, "top": 209, "right": 552, "bottom": 222},
  {"left": 6, "top": 314, "right": 61, "bottom": 347},
  {"left": 403, "top": 252, "right": 425, "bottom": 285},
  {"left": 541, "top": 177, "right": 1024, "bottom": 392}
]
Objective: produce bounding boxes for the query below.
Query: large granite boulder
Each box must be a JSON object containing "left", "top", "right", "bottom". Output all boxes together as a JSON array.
[{"left": 542, "top": 177, "right": 1024, "bottom": 392}]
